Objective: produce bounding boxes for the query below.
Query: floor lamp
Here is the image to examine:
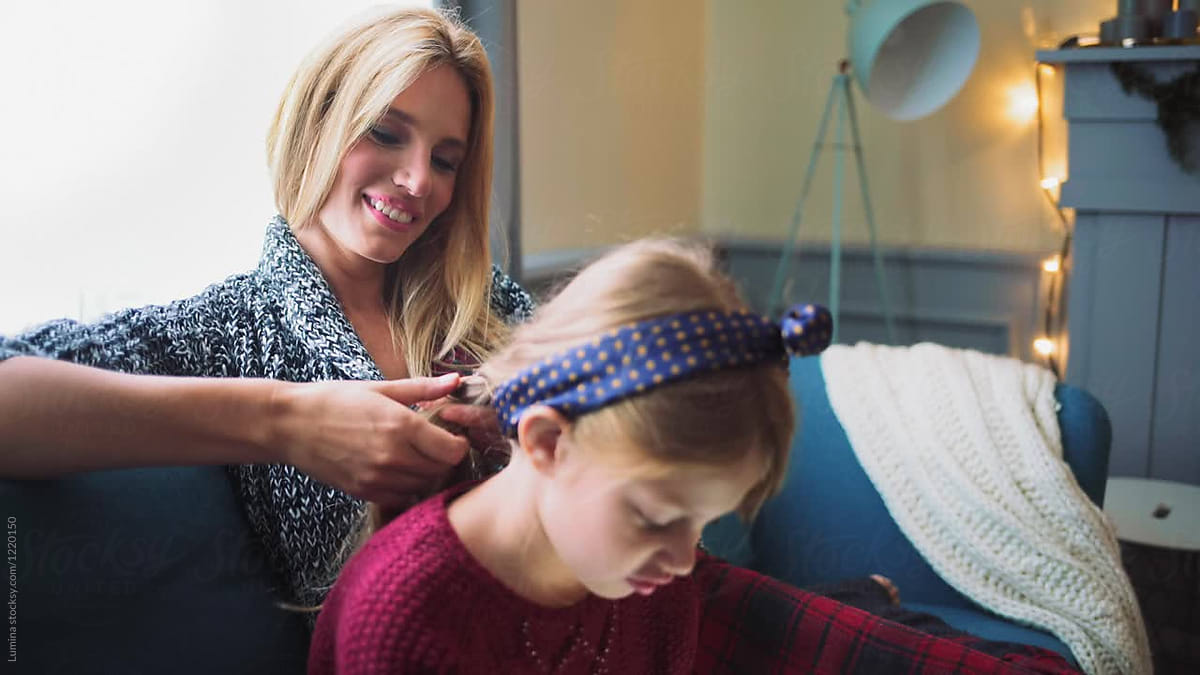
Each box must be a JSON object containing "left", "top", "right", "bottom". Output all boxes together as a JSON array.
[{"left": 767, "top": 0, "right": 980, "bottom": 344}]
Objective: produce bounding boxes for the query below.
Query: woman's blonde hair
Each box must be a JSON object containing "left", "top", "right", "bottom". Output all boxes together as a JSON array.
[
  {"left": 267, "top": 5, "right": 503, "bottom": 375},
  {"left": 478, "top": 238, "right": 795, "bottom": 520}
]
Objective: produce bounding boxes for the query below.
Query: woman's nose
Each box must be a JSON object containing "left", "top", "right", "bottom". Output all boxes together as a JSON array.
[{"left": 393, "top": 150, "right": 431, "bottom": 198}]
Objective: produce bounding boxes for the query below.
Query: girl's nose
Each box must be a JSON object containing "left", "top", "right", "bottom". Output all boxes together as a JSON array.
[{"left": 660, "top": 529, "right": 699, "bottom": 577}]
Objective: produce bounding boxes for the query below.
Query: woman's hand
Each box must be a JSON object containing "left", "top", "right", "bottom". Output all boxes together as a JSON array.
[
  {"left": 432, "top": 399, "right": 507, "bottom": 456},
  {"left": 269, "top": 373, "right": 470, "bottom": 509}
]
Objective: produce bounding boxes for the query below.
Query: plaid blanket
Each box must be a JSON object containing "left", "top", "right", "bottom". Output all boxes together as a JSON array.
[{"left": 694, "top": 556, "right": 1081, "bottom": 674}]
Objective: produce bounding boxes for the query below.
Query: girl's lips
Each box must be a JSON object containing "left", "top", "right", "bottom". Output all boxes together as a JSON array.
[
  {"left": 626, "top": 574, "right": 673, "bottom": 595},
  {"left": 627, "top": 578, "right": 660, "bottom": 596}
]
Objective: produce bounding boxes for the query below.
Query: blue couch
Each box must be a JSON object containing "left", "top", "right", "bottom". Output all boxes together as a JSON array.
[
  {"left": 702, "top": 355, "right": 1112, "bottom": 667},
  {"left": 0, "top": 355, "right": 1109, "bottom": 673}
]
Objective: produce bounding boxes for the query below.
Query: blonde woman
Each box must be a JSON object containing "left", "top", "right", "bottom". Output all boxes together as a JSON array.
[{"left": 0, "top": 6, "right": 529, "bottom": 610}]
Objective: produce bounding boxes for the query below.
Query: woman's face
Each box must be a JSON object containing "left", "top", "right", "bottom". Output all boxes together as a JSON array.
[{"left": 316, "top": 65, "right": 471, "bottom": 264}]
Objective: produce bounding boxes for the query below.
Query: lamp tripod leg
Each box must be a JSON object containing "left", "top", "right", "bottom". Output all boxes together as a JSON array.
[
  {"left": 843, "top": 76, "right": 898, "bottom": 344},
  {"left": 830, "top": 76, "right": 849, "bottom": 344},
  {"left": 767, "top": 76, "right": 840, "bottom": 315}
]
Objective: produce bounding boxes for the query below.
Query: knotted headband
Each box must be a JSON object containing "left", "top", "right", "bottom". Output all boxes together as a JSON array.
[{"left": 492, "top": 303, "right": 832, "bottom": 436}]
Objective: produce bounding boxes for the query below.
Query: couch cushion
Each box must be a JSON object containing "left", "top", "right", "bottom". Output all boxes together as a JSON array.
[
  {"left": 904, "top": 602, "right": 1074, "bottom": 661},
  {"left": 1, "top": 466, "right": 310, "bottom": 674},
  {"left": 747, "top": 355, "right": 975, "bottom": 608}
]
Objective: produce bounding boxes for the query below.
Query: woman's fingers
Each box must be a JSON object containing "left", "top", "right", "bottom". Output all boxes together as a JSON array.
[
  {"left": 373, "top": 373, "right": 461, "bottom": 405},
  {"left": 436, "top": 402, "right": 495, "bottom": 431},
  {"left": 402, "top": 415, "right": 471, "bottom": 466},
  {"left": 273, "top": 377, "right": 479, "bottom": 501},
  {"left": 437, "top": 402, "right": 506, "bottom": 451}
]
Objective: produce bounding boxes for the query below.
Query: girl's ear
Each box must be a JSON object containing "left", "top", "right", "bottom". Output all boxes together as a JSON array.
[{"left": 516, "top": 405, "right": 572, "bottom": 476}]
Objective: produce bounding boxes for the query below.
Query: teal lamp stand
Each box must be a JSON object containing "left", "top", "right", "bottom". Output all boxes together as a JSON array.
[
  {"left": 767, "top": 0, "right": 981, "bottom": 344},
  {"left": 767, "top": 62, "right": 894, "bottom": 344}
]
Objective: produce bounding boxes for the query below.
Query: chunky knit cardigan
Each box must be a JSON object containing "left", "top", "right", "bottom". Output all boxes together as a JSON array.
[{"left": 0, "top": 216, "right": 534, "bottom": 609}]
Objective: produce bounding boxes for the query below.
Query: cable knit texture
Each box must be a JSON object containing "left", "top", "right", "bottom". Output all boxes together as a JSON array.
[
  {"left": 0, "top": 216, "right": 534, "bottom": 612},
  {"left": 308, "top": 484, "right": 699, "bottom": 674},
  {"left": 820, "top": 342, "right": 1152, "bottom": 675}
]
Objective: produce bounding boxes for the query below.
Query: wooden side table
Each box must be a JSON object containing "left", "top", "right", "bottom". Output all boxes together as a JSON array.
[{"left": 1104, "top": 477, "right": 1200, "bottom": 673}]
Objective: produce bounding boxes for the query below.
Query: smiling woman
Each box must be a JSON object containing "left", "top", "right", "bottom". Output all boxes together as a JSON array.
[{"left": 0, "top": 3, "right": 533, "bottom": 623}]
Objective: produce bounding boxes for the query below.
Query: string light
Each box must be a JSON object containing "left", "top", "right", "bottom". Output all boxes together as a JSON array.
[
  {"left": 1033, "top": 337, "right": 1056, "bottom": 357},
  {"left": 1035, "top": 60, "right": 1071, "bottom": 380},
  {"left": 1008, "top": 83, "right": 1040, "bottom": 123}
]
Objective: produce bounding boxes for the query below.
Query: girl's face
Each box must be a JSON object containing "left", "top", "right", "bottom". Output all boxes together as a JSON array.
[
  {"left": 316, "top": 64, "right": 471, "bottom": 265},
  {"left": 537, "top": 434, "right": 765, "bottom": 600}
]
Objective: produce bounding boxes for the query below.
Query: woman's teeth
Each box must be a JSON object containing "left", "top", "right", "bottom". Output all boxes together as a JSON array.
[{"left": 371, "top": 198, "right": 414, "bottom": 224}]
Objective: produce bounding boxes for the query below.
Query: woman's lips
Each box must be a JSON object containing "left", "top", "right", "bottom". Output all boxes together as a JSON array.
[{"left": 363, "top": 195, "right": 417, "bottom": 232}]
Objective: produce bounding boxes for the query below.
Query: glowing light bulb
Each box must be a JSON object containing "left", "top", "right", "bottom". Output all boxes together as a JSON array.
[
  {"left": 1043, "top": 255, "right": 1061, "bottom": 273},
  {"left": 1040, "top": 177, "right": 1061, "bottom": 190},
  {"left": 1038, "top": 64, "right": 1056, "bottom": 77},
  {"left": 1033, "top": 338, "right": 1056, "bottom": 356},
  {"left": 1008, "top": 84, "right": 1039, "bottom": 123}
]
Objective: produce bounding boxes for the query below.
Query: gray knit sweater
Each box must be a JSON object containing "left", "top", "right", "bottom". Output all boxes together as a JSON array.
[{"left": 0, "top": 215, "right": 533, "bottom": 609}]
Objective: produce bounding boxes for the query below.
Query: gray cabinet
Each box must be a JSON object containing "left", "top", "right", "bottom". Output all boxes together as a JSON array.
[{"left": 1037, "top": 46, "right": 1200, "bottom": 484}]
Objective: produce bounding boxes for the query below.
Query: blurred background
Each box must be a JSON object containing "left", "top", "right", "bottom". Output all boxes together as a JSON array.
[{"left": 0, "top": 0, "right": 1101, "bottom": 338}]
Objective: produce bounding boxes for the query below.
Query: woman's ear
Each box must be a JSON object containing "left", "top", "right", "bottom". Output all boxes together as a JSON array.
[{"left": 515, "top": 405, "right": 572, "bottom": 476}]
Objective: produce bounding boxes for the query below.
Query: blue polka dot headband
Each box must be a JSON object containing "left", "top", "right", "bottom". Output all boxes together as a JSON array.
[{"left": 492, "top": 303, "right": 832, "bottom": 436}]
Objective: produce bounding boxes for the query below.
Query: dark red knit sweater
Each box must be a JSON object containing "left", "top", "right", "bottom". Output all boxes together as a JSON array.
[
  {"left": 308, "top": 486, "right": 699, "bottom": 674},
  {"left": 310, "top": 486, "right": 1081, "bottom": 674}
]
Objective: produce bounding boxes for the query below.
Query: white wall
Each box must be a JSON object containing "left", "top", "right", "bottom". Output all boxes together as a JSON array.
[
  {"left": 515, "top": 0, "right": 1109, "bottom": 258},
  {"left": 0, "top": 1, "right": 429, "bottom": 334},
  {"left": 700, "top": 0, "right": 1108, "bottom": 252},
  {"left": 517, "top": 0, "right": 705, "bottom": 255}
]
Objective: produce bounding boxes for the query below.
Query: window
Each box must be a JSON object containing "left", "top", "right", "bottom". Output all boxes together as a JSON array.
[{"left": 0, "top": 0, "right": 431, "bottom": 333}]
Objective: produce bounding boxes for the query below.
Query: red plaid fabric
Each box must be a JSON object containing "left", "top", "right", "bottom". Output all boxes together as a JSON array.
[{"left": 693, "top": 556, "right": 1081, "bottom": 675}]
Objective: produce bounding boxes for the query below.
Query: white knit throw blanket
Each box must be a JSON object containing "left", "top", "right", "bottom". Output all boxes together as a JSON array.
[{"left": 820, "top": 342, "right": 1152, "bottom": 675}]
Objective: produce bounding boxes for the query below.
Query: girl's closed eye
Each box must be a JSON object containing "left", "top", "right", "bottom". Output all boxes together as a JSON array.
[{"left": 631, "top": 504, "right": 673, "bottom": 532}]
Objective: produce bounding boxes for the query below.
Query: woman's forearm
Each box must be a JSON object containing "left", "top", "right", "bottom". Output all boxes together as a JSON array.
[{"left": 0, "top": 356, "right": 283, "bottom": 477}]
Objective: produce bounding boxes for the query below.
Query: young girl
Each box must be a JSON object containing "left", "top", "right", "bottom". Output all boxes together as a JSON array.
[{"left": 309, "top": 239, "right": 1072, "bottom": 674}]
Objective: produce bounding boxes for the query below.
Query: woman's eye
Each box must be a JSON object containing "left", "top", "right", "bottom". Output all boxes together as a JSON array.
[
  {"left": 432, "top": 155, "right": 460, "bottom": 173},
  {"left": 368, "top": 127, "right": 402, "bottom": 146}
]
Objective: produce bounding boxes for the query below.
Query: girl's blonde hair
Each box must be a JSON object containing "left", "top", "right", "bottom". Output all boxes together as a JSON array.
[
  {"left": 267, "top": 5, "right": 503, "bottom": 375},
  {"left": 301, "top": 239, "right": 796, "bottom": 613},
  {"left": 478, "top": 238, "right": 795, "bottom": 520}
]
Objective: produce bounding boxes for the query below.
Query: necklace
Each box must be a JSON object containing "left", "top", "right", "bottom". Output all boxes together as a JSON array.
[{"left": 521, "top": 603, "right": 619, "bottom": 674}]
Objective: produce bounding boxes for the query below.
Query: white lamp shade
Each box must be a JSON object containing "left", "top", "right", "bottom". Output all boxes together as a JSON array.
[{"left": 849, "top": 0, "right": 980, "bottom": 121}]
